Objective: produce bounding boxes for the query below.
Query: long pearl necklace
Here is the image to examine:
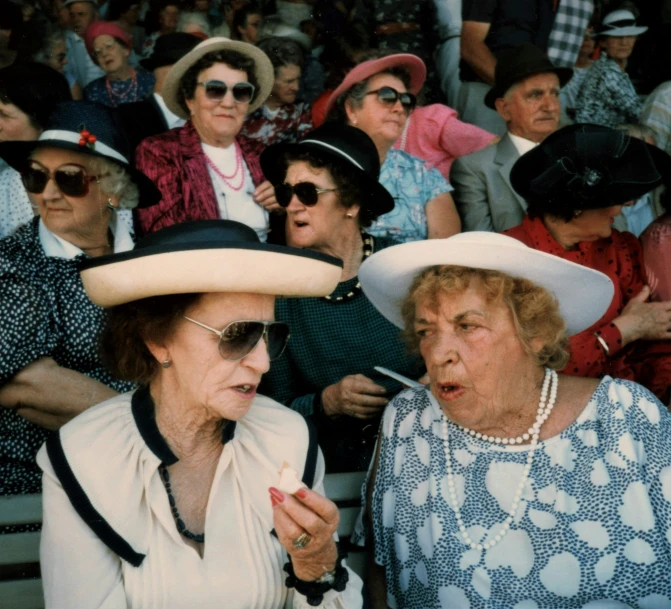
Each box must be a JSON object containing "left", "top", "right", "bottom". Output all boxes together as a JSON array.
[
  {"left": 441, "top": 368, "right": 558, "bottom": 551},
  {"left": 204, "top": 142, "right": 245, "bottom": 191}
]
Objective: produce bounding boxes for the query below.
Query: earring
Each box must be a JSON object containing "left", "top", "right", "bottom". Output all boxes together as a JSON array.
[
  {"left": 573, "top": 210, "right": 583, "bottom": 218},
  {"left": 162, "top": 360, "right": 171, "bottom": 368},
  {"left": 346, "top": 212, "right": 353, "bottom": 218},
  {"left": 107, "top": 198, "right": 116, "bottom": 211}
]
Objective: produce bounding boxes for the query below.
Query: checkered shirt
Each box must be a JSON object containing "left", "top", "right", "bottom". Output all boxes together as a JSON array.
[{"left": 547, "top": 0, "right": 594, "bottom": 68}]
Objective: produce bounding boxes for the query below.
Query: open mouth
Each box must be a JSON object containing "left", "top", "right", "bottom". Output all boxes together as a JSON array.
[
  {"left": 234, "top": 384, "right": 257, "bottom": 396},
  {"left": 438, "top": 383, "right": 465, "bottom": 401},
  {"left": 294, "top": 220, "right": 309, "bottom": 228}
]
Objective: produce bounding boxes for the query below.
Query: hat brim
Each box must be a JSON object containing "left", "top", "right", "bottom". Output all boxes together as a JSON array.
[
  {"left": 0, "top": 140, "right": 161, "bottom": 209},
  {"left": 79, "top": 241, "right": 343, "bottom": 307},
  {"left": 484, "top": 66, "right": 574, "bottom": 109},
  {"left": 259, "top": 140, "right": 395, "bottom": 216},
  {"left": 358, "top": 232, "right": 614, "bottom": 336},
  {"left": 161, "top": 37, "right": 275, "bottom": 119},
  {"left": 324, "top": 54, "right": 427, "bottom": 118},
  {"left": 597, "top": 25, "right": 648, "bottom": 37}
]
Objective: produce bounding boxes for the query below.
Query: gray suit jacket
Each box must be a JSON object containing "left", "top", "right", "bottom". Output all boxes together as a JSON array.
[{"left": 450, "top": 133, "right": 528, "bottom": 232}]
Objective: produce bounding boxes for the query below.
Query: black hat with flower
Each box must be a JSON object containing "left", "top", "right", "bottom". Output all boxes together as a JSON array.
[{"left": 0, "top": 100, "right": 161, "bottom": 208}]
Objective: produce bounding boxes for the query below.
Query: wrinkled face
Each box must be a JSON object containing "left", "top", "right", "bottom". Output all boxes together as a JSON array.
[
  {"left": 186, "top": 62, "right": 250, "bottom": 143},
  {"left": 283, "top": 160, "right": 357, "bottom": 252},
  {"left": 415, "top": 285, "right": 532, "bottom": 428},
  {"left": 345, "top": 73, "right": 409, "bottom": 148},
  {"left": 160, "top": 292, "right": 274, "bottom": 421},
  {"left": 93, "top": 34, "right": 130, "bottom": 74},
  {"left": 69, "top": 1, "right": 96, "bottom": 35},
  {"left": 271, "top": 64, "right": 301, "bottom": 106},
  {"left": 496, "top": 72, "right": 560, "bottom": 143},
  {"left": 159, "top": 4, "right": 180, "bottom": 31},
  {"left": 0, "top": 100, "right": 40, "bottom": 141},
  {"left": 27, "top": 147, "right": 113, "bottom": 244},
  {"left": 602, "top": 35, "right": 637, "bottom": 61},
  {"left": 567, "top": 204, "right": 624, "bottom": 242},
  {"left": 238, "top": 12, "right": 262, "bottom": 44},
  {"left": 47, "top": 40, "right": 69, "bottom": 73}
]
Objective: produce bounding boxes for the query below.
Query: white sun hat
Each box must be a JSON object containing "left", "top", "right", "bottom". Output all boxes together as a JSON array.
[
  {"left": 358, "top": 232, "right": 614, "bottom": 336},
  {"left": 596, "top": 9, "right": 648, "bottom": 37}
]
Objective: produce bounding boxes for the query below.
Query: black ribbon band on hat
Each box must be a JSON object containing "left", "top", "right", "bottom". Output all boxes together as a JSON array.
[
  {"left": 529, "top": 158, "right": 613, "bottom": 202},
  {"left": 603, "top": 19, "right": 637, "bottom": 29}
]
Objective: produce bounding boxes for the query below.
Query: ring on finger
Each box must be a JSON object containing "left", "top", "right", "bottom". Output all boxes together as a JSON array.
[{"left": 292, "top": 532, "right": 312, "bottom": 550}]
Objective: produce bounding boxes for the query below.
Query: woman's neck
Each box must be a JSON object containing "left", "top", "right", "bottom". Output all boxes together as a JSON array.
[
  {"left": 374, "top": 138, "right": 393, "bottom": 164},
  {"left": 542, "top": 216, "right": 581, "bottom": 250},
  {"left": 108, "top": 64, "right": 134, "bottom": 82},
  {"left": 193, "top": 120, "right": 235, "bottom": 148},
  {"left": 316, "top": 225, "right": 364, "bottom": 282},
  {"left": 612, "top": 57, "right": 628, "bottom": 71},
  {"left": 575, "top": 55, "right": 592, "bottom": 69}
]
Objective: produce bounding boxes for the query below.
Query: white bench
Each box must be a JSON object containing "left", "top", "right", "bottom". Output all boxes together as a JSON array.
[{"left": 0, "top": 472, "right": 367, "bottom": 609}]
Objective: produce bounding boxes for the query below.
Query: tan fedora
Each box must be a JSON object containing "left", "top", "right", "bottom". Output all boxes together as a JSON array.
[{"left": 161, "top": 37, "right": 275, "bottom": 119}]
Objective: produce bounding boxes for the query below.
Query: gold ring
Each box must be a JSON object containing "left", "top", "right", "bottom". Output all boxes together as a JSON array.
[{"left": 292, "top": 532, "right": 312, "bottom": 549}]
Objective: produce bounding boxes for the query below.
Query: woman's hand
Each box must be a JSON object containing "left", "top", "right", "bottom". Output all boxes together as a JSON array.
[
  {"left": 254, "top": 180, "right": 284, "bottom": 212},
  {"left": 269, "top": 486, "right": 339, "bottom": 582},
  {"left": 321, "top": 374, "right": 388, "bottom": 419},
  {"left": 613, "top": 286, "right": 671, "bottom": 345}
]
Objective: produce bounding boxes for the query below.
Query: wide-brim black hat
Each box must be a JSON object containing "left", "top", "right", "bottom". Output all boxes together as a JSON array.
[
  {"left": 140, "top": 33, "right": 201, "bottom": 72},
  {"left": 510, "top": 123, "right": 671, "bottom": 213},
  {"left": 260, "top": 123, "right": 395, "bottom": 217},
  {"left": 79, "top": 220, "right": 344, "bottom": 307},
  {"left": 485, "top": 43, "right": 573, "bottom": 109},
  {"left": 0, "top": 101, "right": 161, "bottom": 208}
]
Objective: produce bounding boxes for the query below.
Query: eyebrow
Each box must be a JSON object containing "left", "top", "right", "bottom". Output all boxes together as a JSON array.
[{"left": 415, "top": 309, "right": 488, "bottom": 325}]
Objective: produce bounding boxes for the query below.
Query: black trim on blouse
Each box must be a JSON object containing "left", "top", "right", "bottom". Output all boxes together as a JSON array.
[
  {"left": 301, "top": 417, "right": 318, "bottom": 489},
  {"left": 45, "top": 432, "right": 146, "bottom": 567},
  {"left": 131, "top": 386, "right": 237, "bottom": 465}
]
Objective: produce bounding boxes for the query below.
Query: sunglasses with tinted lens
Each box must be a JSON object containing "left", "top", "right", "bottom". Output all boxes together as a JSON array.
[
  {"left": 274, "top": 182, "right": 337, "bottom": 208},
  {"left": 366, "top": 86, "right": 417, "bottom": 112},
  {"left": 21, "top": 162, "right": 101, "bottom": 198},
  {"left": 197, "top": 80, "right": 256, "bottom": 104},
  {"left": 183, "top": 317, "right": 290, "bottom": 361}
]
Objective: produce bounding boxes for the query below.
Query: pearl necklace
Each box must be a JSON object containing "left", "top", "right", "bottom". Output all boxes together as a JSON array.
[
  {"left": 204, "top": 142, "right": 245, "bottom": 192},
  {"left": 441, "top": 368, "right": 558, "bottom": 551},
  {"left": 105, "top": 69, "right": 138, "bottom": 107},
  {"left": 323, "top": 231, "right": 373, "bottom": 302}
]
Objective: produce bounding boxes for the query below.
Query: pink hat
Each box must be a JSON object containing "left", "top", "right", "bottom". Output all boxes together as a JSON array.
[
  {"left": 84, "top": 21, "right": 133, "bottom": 59},
  {"left": 324, "top": 54, "right": 426, "bottom": 118}
]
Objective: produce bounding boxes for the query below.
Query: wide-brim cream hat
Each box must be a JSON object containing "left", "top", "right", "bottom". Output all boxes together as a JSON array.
[
  {"left": 79, "top": 220, "right": 343, "bottom": 307},
  {"left": 161, "top": 37, "right": 275, "bottom": 119},
  {"left": 595, "top": 9, "right": 648, "bottom": 37},
  {"left": 358, "top": 232, "right": 614, "bottom": 336}
]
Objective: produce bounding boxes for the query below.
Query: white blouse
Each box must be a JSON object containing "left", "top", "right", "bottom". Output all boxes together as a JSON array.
[
  {"left": 0, "top": 162, "right": 34, "bottom": 239},
  {"left": 37, "top": 390, "right": 363, "bottom": 609}
]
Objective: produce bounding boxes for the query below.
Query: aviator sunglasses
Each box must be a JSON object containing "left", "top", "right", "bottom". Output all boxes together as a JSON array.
[
  {"left": 365, "top": 86, "right": 417, "bottom": 112},
  {"left": 197, "top": 80, "right": 256, "bottom": 104},
  {"left": 183, "top": 317, "right": 290, "bottom": 361},
  {"left": 21, "top": 162, "right": 104, "bottom": 198},
  {"left": 274, "top": 182, "right": 337, "bottom": 208}
]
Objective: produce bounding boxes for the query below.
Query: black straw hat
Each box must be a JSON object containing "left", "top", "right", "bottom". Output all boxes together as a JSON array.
[
  {"left": 510, "top": 123, "right": 671, "bottom": 215},
  {"left": 79, "top": 219, "right": 344, "bottom": 307},
  {"left": 140, "top": 33, "right": 201, "bottom": 72},
  {"left": 260, "top": 123, "right": 395, "bottom": 217},
  {"left": 0, "top": 101, "right": 161, "bottom": 208},
  {"left": 485, "top": 43, "right": 573, "bottom": 109}
]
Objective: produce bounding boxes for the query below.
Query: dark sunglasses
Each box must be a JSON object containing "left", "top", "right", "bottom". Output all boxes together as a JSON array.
[
  {"left": 21, "top": 162, "right": 103, "bottom": 198},
  {"left": 274, "top": 182, "right": 337, "bottom": 208},
  {"left": 183, "top": 317, "right": 290, "bottom": 361},
  {"left": 197, "top": 80, "right": 255, "bottom": 104},
  {"left": 366, "top": 86, "right": 417, "bottom": 112}
]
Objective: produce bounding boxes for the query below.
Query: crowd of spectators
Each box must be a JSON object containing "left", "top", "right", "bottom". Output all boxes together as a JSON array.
[{"left": 1, "top": 0, "right": 671, "bottom": 605}]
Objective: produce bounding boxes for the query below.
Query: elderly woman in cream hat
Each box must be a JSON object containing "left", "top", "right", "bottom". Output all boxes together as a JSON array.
[
  {"left": 135, "top": 37, "right": 282, "bottom": 240},
  {"left": 37, "top": 219, "right": 363, "bottom": 608},
  {"left": 356, "top": 232, "right": 671, "bottom": 608}
]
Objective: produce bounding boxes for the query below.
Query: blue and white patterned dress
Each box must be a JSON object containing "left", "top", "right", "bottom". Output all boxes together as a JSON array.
[{"left": 370, "top": 377, "right": 671, "bottom": 608}]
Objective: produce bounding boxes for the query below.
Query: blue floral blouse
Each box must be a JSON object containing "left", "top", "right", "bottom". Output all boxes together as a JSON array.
[
  {"left": 371, "top": 149, "right": 453, "bottom": 243},
  {"left": 83, "top": 69, "right": 155, "bottom": 107},
  {"left": 370, "top": 377, "right": 671, "bottom": 608}
]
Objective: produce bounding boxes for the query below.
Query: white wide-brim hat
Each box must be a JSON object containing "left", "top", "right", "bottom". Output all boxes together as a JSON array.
[
  {"left": 358, "top": 232, "right": 614, "bottom": 336},
  {"left": 79, "top": 220, "right": 343, "bottom": 307},
  {"left": 596, "top": 9, "right": 648, "bottom": 37},
  {"left": 161, "top": 37, "right": 275, "bottom": 119}
]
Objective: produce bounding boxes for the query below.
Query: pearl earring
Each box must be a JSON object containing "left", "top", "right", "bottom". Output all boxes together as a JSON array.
[
  {"left": 162, "top": 360, "right": 171, "bottom": 368},
  {"left": 107, "top": 198, "right": 116, "bottom": 211},
  {"left": 346, "top": 212, "right": 353, "bottom": 218}
]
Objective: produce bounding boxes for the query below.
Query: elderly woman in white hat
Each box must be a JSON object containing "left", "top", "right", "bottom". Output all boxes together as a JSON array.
[
  {"left": 356, "top": 232, "right": 671, "bottom": 608},
  {"left": 37, "top": 219, "right": 363, "bottom": 608},
  {"left": 135, "top": 37, "right": 282, "bottom": 240},
  {"left": 575, "top": 8, "right": 647, "bottom": 127}
]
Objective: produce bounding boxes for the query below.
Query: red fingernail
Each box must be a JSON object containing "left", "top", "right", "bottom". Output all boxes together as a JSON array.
[
  {"left": 295, "top": 488, "right": 307, "bottom": 499},
  {"left": 270, "top": 495, "right": 279, "bottom": 508},
  {"left": 269, "top": 487, "right": 284, "bottom": 503}
]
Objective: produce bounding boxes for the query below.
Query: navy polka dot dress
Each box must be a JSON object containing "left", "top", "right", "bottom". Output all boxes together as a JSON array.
[{"left": 0, "top": 218, "right": 135, "bottom": 498}]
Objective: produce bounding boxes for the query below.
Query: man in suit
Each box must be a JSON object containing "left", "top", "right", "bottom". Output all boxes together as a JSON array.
[{"left": 451, "top": 44, "right": 572, "bottom": 233}]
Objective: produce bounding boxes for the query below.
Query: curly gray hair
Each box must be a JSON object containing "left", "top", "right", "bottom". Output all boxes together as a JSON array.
[{"left": 87, "top": 157, "right": 140, "bottom": 209}]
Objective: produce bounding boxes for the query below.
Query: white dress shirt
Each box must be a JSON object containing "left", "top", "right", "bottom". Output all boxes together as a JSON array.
[
  {"left": 154, "top": 93, "right": 186, "bottom": 130},
  {"left": 508, "top": 133, "right": 540, "bottom": 156}
]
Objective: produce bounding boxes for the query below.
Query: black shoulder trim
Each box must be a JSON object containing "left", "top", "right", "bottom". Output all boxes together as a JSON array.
[
  {"left": 45, "top": 432, "right": 146, "bottom": 567},
  {"left": 301, "top": 416, "right": 319, "bottom": 489},
  {"left": 131, "top": 386, "right": 178, "bottom": 465}
]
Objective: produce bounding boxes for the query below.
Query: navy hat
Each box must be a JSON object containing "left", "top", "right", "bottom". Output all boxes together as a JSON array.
[
  {"left": 485, "top": 43, "right": 573, "bottom": 109},
  {"left": 260, "top": 123, "right": 395, "bottom": 217},
  {"left": 511, "top": 123, "right": 671, "bottom": 216},
  {"left": 0, "top": 101, "right": 160, "bottom": 208},
  {"left": 140, "top": 33, "right": 201, "bottom": 72},
  {"left": 79, "top": 219, "right": 344, "bottom": 307}
]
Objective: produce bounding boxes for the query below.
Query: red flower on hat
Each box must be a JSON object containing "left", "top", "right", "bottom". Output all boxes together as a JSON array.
[{"left": 78, "top": 126, "right": 97, "bottom": 150}]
